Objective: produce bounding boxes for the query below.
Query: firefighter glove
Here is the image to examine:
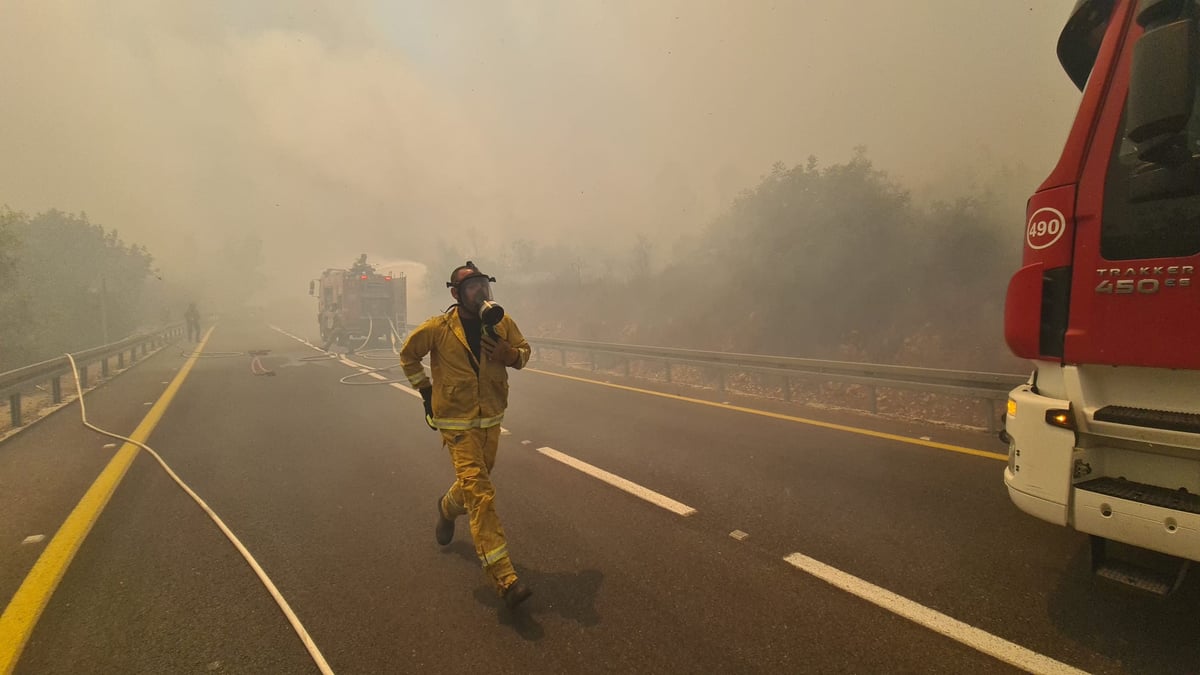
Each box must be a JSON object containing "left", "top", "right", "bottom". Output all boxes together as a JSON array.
[
  {"left": 420, "top": 386, "right": 436, "bottom": 430},
  {"left": 482, "top": 334, "right": 517, "bottom": 366}
]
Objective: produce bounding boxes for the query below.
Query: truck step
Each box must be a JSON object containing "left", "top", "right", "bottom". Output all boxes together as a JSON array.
[
  {"left": 1095, "top": 559, "right": 1181, "bottom": 595},
  {"left": 1094, "top": 405, "right": 1200, "bottom": 434},
  {"left": 1091, "top": 536, "right": 1190, "bottom": 596},
  {"left": 1076, "top": 476, "right": 1200, "bottom": 515}
]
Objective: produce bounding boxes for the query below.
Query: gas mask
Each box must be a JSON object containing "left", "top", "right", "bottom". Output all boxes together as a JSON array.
[{"left": 449, "top": 269, "right": 504, "bottom": 332}]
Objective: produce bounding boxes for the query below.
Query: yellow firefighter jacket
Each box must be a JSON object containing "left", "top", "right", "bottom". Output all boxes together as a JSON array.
[{"left": 400, "top": 310, "right": 531, "bottom": 430}]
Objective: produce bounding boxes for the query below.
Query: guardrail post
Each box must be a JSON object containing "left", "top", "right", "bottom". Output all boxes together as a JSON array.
[
  {"left": 716, "top": 369, "right": 725, "bottom": 394},
  {"left": 79, "top": 364, "right": 88, "bottom": 389},
  {"left": 9, "top": 393, "right": 21, "bottom": 427},
  {"left": 102, "top": 355, "right": 110, "bottom": 378},
  {"left": 624, "top": 358, "right": 630, "bottom": 377},
  {"left": 590, "top": 352, "right": 596, "bottom": 371},
  {"left": 782, "top": 375, "right": 792, "bottom": 402},
  {"left": 129, "top": 347, "right": 137, "bottom": 363},
  {"left": 867, "top": 386, "right": 878, "bottom": 414},
  {"left": 665, "top": 361, "right": 672, "bottom": 383},
  {"left": 118, "top": 351, "right": 125, "bottom": 369},
  {"left": 52, "top": 376, "right": 62, "bottom": 404},
  {"left": 560, "top": 349, "right": 567, "bottom": 367}
]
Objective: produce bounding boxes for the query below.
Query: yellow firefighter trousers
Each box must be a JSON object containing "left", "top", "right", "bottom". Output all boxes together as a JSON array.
[{"left": 439, "top": 426, "right": 518, "bottom": 591}]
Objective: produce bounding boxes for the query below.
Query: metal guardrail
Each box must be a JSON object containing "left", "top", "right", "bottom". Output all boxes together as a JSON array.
[
  {"left": 528, "top": 336, "right": 1029, "bottom": 433},
  {"left": 0, "top": 324, "right": 185, "bottom": 429}
]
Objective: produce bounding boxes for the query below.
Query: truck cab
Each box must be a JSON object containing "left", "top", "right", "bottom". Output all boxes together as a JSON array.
[{"left": 1003, "top": 0, "right": 1200, "bottom": 592}]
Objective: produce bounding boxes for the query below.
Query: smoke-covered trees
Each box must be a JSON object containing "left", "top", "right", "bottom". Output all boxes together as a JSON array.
[
  {"left": 0, "top": 208, "right": 154, "bottom": 369},
  {"left": 0, "top": 208, "right": 32, "bottom": 370},
  {"left": 652, "top": 150, "right": 1023, "bottom": 368},
  {"left": 438, "top": 150, "right": 1027, "bottom": 371}
]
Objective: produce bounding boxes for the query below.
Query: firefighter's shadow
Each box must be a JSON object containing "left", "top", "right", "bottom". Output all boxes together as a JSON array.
[{"left": 444, "top": 542, "right": 603, "bottom": 640}]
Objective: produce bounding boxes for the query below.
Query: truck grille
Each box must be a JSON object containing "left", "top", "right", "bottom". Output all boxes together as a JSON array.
[
  {"left": 1077, "top": 476, "right": 1200, "bottom": 515},
  {"left": 1094, "top": 405, "right": 1200, "bottom": 434}
]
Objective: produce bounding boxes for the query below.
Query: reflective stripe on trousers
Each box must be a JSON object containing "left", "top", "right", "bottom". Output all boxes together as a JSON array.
[
  {"left": 431, "top": 413, "right": 505, "bottom": 431},
  {"left": 440, "top": 425, "right": 517, "bottom": 589}
]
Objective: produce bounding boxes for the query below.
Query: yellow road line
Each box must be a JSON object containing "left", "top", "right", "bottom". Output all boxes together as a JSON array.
[
  {"left": 0, "top": 327, "right": 215, "bottom": 674},
  {"left": 527, "top": 368, "right": 1007, "bottom": 462}
]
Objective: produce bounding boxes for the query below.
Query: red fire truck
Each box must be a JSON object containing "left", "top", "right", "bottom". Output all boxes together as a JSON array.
[
  {"left": 1003, "top": 0, "right": 1200, "bottom": 592},
  {"left": 310, "top": 255, "right": 407, "bottom": 347}
]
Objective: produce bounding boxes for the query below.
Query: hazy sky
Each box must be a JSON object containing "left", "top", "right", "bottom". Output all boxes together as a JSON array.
[{"left": 0, "top": 1, "right": 1081, "bottom": 301}]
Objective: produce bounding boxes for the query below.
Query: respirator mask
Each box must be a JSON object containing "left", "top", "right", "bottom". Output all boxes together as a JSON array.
[{"left": 449, "top": 264, "right": 504, "bottom": 333}]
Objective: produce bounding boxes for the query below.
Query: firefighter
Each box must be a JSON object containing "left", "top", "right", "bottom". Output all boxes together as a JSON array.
[
  {"left": 319, "top": 303, "right": 338, "bottom": 345},
  {"left": 318, "top": 304, "right": 331, "bottom": 343},
  {"left": 184, "top": 302, "right": 201, "bottom": 342},
  {"left": 320, "top": 303, "right": 353, "bottom": 354},
  {"left": 399, "top": 262, "right": 533, "bottom": 609}
]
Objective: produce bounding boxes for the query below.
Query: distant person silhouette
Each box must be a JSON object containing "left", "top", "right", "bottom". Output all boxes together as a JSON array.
[{"left": 184, "top": 302, "right": 201, "bottom": 342}]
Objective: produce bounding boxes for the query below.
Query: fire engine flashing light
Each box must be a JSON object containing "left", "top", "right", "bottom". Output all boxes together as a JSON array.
[
  {"left": 360, "top": 274, "right": 368, "bottom": 280},
  {"left": 384, "top": 276, "right": 392, "bottom": 281}
]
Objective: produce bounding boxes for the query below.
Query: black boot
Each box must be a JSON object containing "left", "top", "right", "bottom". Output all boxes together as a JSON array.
[
  {"left": 435, "top": 497, "right": 454, "bottom": 546},
  {"left": 502, "top": 580, "right": 532, "bottom": 609}
]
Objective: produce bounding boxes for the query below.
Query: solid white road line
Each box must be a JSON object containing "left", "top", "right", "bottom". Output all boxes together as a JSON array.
[
  {"left": 536, "top": 446, "right": 697, "bottom": 517},
  {"left": 783, "top": 552, "right": 1088, "bottom": 675}
]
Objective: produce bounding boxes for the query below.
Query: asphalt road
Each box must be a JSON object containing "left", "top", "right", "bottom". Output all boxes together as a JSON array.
[{"left": 3, "top": 319, "right": 1199, "bottom": 674}]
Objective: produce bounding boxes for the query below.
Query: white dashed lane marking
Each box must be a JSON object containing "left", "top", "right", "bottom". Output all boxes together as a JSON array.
[{"left": 535, "top": 446, "right": 697, "bottom": 517}]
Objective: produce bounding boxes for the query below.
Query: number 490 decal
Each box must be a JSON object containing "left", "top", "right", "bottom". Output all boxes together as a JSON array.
[{"left": 1026, "top": 207, "right": 1066, "bottom": 250}]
